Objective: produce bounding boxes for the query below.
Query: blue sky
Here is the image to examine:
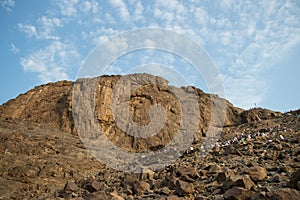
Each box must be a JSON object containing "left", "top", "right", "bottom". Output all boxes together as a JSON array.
[{"left": 1, "top": 0, "right": 299, "bottom": 112}]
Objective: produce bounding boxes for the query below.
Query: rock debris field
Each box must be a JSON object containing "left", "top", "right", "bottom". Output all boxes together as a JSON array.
[{"left": 0, "top": 74, "right": 299, "bottom": 199}]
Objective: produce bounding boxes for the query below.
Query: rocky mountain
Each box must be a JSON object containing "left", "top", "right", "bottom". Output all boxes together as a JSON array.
[{"left": 0, "top": 73, "right": 299, "bottom": 199}]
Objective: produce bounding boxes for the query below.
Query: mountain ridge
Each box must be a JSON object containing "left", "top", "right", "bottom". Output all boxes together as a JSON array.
[
  {"left": 0, "top": 73, "right": 280, "bottom": 137},
  {"left": 1, "top": 73, "right": 298, "bottom": 199}
]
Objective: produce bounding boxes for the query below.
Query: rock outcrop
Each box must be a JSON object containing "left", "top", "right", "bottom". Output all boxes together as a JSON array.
[
  {"left": 1, "top": 73, "right": 297, "bottom": 200},
  {"left": 0, "top": 74, "right": 245, "bottom": 153}
]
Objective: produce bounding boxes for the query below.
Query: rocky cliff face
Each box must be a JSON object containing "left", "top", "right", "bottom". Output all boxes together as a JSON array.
[
  {"left": 1, "top": 73, "right": 294, "bottom": 200},
  {"left": 0, "top": 80, "right": 74, "bottom": 134},
  {"left": 0, "top": 74, "right": 249, "bottom": 153}
]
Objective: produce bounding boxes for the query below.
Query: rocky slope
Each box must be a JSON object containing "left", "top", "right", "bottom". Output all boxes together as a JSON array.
[
  {"left": 0, "top": 74, "right": 242, "bottom": 152},
  {"left": 0, "top": 73, "right": 298, "bottom": 199}
]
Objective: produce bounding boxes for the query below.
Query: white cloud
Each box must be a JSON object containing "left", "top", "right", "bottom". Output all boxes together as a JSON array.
[
  {"left": 87, "top": 26, "right": 120, "bottom": 45},
  {"left": 109, "top": 0, "right": 130, "bottom": 22},
  {"left": 105, "top": 13, "right": 115, "bottom": 24},
  {"left": 81, "top": 0, "right": 91, "bottom": 12},
  {"left": 152, "top": 0, "right": 187, "bottom": 27},
  {"left": 39, "top": 16, "right": 62, "bottom": 28},
  {"left": 10, "top": 43, "right": 19, "bottom": 54},
  {"left": 247, "top": 21, "right": 256, "bottom": 36},
  {"left": 223, "top": 75, "right": 266, "bottom": 109},
  {"left": 0, "top": 0, "right": 14, "bottom": 12},
  {"left": 20, "top": 41, "right": 80, "bottom": 83},
  {"left": 54, "top": 0, "right": 102, "bottom": 25},
  {"left": 37, "top": 16, "right": 63, "bottom": 40},
  {"left": 56, "top": 0, "right": 79, "bottom": 17},
  {"left": 16, "top": 0, "right": 300, "bottom": 109},
  {"left": 133, "top": 1, "right": 144, "bottom": 21},
  {"left": 179, "top": 0, "right": 300, "bottom": 108},
  {"left": 221, "top": 0, "right": 233, "bottom": 9},
  {"left": 194, "top": 7, "right": 209, "bottom": 26},
  {"left": 79, "top": 0, "right": 99, "bottom": 13},
  {"left": 18, "top": 16, "right": 62, "bottom": 40},
  {"left": 17, "top": 24, "right": 38, "bottom": 39}
]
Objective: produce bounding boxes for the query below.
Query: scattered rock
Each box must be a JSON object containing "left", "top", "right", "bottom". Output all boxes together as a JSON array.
[
  {"left": 141, "top": 168, "right": 155, "bottom": 180},
  {"left": 159, "top": 187, "right": 172, "bottom": 195},
  {"left": 222, "top": 175, "right": 255, "bottom": 191},
  {"left": 87, "top": 181, "right": 106, "bottom": 192},
  {"left": 110, "top": 191, "right": 125, "bottom": 200},
  {"left": 250, "top": 192, "right": 267, "bottom": 200},
  {"left": 175, "top": 180, "right": 195, "bottom": 196},
  {"left": 64, "top": 182, "right": 79, "bottom": 193},
  {"left": 217, "top": 168, "right": 235, "bottom": 183},
  {"left": 167, "top": 195, "right": 181, "bottom": 200},
  {"left": 288, "top": 169, "right": 300, "bottom": 190},
  {"left": 267, "top": 188, "right": 300, "bottom": 200},
  {"left": 225, "top": 146, "right": 242, "bottom": 156},
  {"left": 86, "top": 191, "right": 111, "bottom": 200},
  {"left": 223, "top": 187, "right": 255, "bottom": 200},
  {"left": 133, "top": 181, "right": 150, "bottom": 195},
  {"left": 176, "top": 165, "right": 200, "bottom": 180},
  {"left": 206, "top": 164, "right": 222, "bottom": 174},
  {"left": 247, "top": 166, "right": 267, "bottom": 182},
  {"left": 0, "top": 74, "right": 299, "bottom": 199}
]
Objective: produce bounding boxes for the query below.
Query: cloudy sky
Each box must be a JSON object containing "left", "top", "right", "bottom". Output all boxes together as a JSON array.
[{"left": 1, "top": 0, "right": 300, "bottom": 111}]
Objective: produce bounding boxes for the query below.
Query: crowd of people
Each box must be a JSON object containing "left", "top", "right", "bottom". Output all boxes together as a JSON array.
[{"left": 192, "top": 123, "right": 291, "bottom": 156}]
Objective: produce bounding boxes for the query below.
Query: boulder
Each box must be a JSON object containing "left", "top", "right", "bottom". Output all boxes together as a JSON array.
[
  {"left": 267, "top": 188, "right": 300, "bottom": 200},
  {"left": 87, "top": 181, "right": 106, "bottom": 193},
  {"left": 288, "top": 169, "right": 300, "bottom": 190},
  {"left": 64, "top": 182, "right": 79, "bottom": 193},
  {"left": 167, "top": 195, "right": 181, "bottom": 200},
  {"left": 133, "top": 181, "right": 150, "bottom": 195},
  {"left": 86, "top": 191, "right": 111, "bottom": 200},
  {"left": 175, "top": 180, "right": 195, "bottom": 196},
  {"left": 247, "top": 166, "right": 267, "bottom": 182},
  {"left": 222, "top": 175, "right": 255, "bottom": 191},
  {"left": 217, "top": 168, "right": 235, "bottom": 183},
  {"left": 223, "top": 187, "right": 255, "bottom": 200}
]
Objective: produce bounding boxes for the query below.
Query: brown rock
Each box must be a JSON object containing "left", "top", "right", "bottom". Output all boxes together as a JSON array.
[
  {"left": 87, "top": 181, "right": 106, "bottom": 192},
  {"left": 86, "top": 191, "right": 111, "bottom": 200},
  {"left": 272, "top": 143, "right": 283, "bottom": 151},
  {"left": 267, "top": 188, "right": 300, "bottom": 200},
  {"left": 199, "top": 169, "right": 208, "bottom": 179},
  {"left": 124, "top": 173, "right": 139, "bottom": 185},
  {"left": 0, "top": 74, "right": 244, "bottom": 153},
  {"left": 159, "top": 187, "right": 171, "bottom": 195},
  {"left": 281, "top": 166, "right": 294, "bottom": 173},
  {"left": 0, "top": 73, "right": 294, "bottom": 199},
  {"left": 175, "top": 180, "right": 195, "bottom": 196},
  {"left": 195, "top": 194, "right": 210, "bottom": 200},
  {"left": 167, "top": 195, "right": 181, "bottom": 200},
  {"left": 141, "top": 168, "right": 155, "bottom": 180},
  {"left": 288, "top": 169, "right": 300, "bottom": 190},
  {"left": 271, "top": 174, "right": 284, "bottom": 183},
  {"left": 212, "top": 188, "right": 222, "bottom": 195},
  {"left": 123, "top": 187, "right": 133, "bottom": 195},
  {"left": 133, "top": 181, "right": 150, "bottom": 195},
  {"left": 225, "top": 146, "right": 242, "bottom": 155},
  {"left": 217, "top": 168, "right": 235, "bottom": 183},
  {"left": 206, "top": 164, "right": 222, "bottom": 174},
  {"left": 110, "top": 191, "right": 125, "bottom": 200},
  {"left": 222, "top": 175, "right": 255, "bottom": 191},
  {"left": 176, "top": 165, "right": 200, "bottom": 180},
  {"left": 223, "top": 187, "right": 255, "bottom": 200},
  {"left": 250, "top": 192, "right": 267, "bottom": 200},
  {"left": 64, "top": 182, "right": 79, "bottom": 193},
  {"left": 247, "top": 166, "right": 267, "bottom": 182},
  {"left": 240, "top": 108, "right": 281, "bottom": 123}
]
